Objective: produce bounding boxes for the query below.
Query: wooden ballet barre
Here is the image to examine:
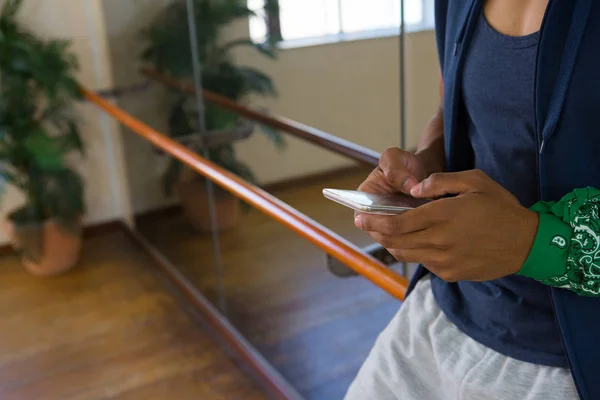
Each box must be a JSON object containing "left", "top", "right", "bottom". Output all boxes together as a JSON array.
[{"left": 81, "top": 85, "right": 408, "bottom": 301}]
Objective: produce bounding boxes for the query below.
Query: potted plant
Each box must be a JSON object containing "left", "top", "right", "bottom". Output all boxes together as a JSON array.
[
  {"left": 141, "top": 0, "right": 284, "bottom": 232},
  {"left": 0, "top": 0, "right": 85, "bottom": 276}
]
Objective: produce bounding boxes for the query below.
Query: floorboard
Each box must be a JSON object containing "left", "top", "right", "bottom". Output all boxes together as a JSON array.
[{"left": 0, "top": 231, "right": 268, "bottom": 400}]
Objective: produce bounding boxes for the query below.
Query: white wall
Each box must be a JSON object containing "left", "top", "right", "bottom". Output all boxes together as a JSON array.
[{"left": 0, "top": 0, "right": 133, "bottom": 245}]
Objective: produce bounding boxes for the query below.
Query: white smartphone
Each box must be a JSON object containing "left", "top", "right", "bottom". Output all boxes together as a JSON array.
[{"left": 322, "top": 188, "right": 429, "bottom": 215}]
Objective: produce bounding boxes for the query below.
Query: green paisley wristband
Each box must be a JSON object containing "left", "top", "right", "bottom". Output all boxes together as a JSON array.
[
  {"left": 519, "top": 187, "right": 600, "bottom": 296},
  {"left": 518, "top": 212, "right": 571, "bottom": 280}
]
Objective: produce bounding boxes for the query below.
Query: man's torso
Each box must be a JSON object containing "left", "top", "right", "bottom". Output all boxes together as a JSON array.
[{"left": 430, "top": 2, "right": 567, "bottom": 368}]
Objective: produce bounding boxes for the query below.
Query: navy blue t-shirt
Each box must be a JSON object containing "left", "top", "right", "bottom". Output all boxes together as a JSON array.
[{"left": 430, "top": 12, "right": 567, "bottom": 367}]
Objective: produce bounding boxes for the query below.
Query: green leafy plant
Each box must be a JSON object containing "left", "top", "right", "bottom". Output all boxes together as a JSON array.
[
  {"left": 0, "top": 0, "right": 85, "bottom": 229},
  {"left": 141, "top": 0, "right": 284, "bottom": 195}
]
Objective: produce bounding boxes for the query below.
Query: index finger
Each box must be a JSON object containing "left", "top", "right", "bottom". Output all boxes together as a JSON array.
[
  {"left": 379, "top": 148, "right": 419, "bottom": 194},
  {"left": 358, "top": 167, "right": 397, "bottom": 194}
]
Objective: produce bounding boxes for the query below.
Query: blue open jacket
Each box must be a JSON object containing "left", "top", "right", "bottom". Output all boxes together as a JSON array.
[{"left": 408, "top": 1, "right": 600, "bottom": 399}]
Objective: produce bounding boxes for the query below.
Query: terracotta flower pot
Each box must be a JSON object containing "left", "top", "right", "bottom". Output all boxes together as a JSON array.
[
  {"left": 4, "top": 219, "right": 82, "bottom": 277},
  {"left": 177, "top": 179, "right": 240, "bottom": 233}
]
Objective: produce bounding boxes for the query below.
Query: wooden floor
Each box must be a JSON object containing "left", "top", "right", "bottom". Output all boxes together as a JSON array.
[
  {"left": 0, "top": 231, "right": 268, "bottom": 400},
  {"left": 138, "top": 168, "right": 404, "bottom": 400}
]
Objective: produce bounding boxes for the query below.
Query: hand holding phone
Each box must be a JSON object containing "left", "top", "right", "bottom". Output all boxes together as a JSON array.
[{"left": 322, "top": 188, "right": 430, "bottom": 215}]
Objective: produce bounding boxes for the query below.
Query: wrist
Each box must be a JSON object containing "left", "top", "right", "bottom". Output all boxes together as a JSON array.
[{"left": 512, "top": 208, "right": 540, "bottom": 274}]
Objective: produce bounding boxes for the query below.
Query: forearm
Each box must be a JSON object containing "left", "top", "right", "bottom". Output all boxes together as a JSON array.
[
  {"left": 518, "top": 187, "right": 600, "bottom": 297},
  {"left": 414, "top": 106, "right": 445, "bottom": 176}
]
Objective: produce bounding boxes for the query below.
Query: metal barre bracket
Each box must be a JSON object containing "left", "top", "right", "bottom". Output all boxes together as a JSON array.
[{"left": 327, "top": 243, "right": 399, "bottom": 278}]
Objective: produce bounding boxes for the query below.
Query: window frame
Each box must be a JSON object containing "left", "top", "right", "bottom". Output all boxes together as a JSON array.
[{"left": 252, "top": 0, "right": 435, "bottom": 50}]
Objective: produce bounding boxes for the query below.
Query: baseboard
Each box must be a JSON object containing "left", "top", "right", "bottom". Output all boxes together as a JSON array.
[
  {"left": 0, "top": 243, "right": 13, "bottom": 257},
  {"left": 0, "top": 219, "right": 123, "bottom": 258},
  {"left": 121, "top": 224, "right": 305, "bottom": 400},
  {"left": 83, "top": 220, "right": 124, "bottom": 238},
  {"left": 134, "top": 204, "right": 181, "bottom": 227}
]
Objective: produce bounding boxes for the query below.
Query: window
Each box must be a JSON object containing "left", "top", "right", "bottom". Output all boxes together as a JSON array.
[{"left": 249, "top": 0, "right": 433, "bottom": 46}]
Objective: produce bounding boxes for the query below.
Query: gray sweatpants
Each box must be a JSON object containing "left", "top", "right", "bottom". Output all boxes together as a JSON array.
[{"left": 345, "top": 276, "right": 578, "bottom": 400}]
